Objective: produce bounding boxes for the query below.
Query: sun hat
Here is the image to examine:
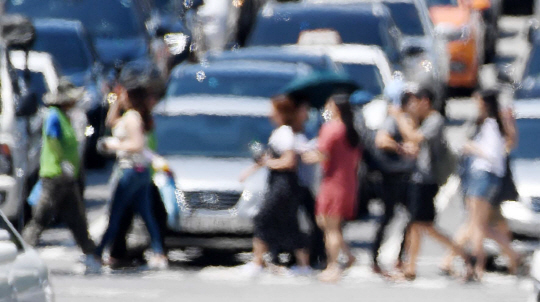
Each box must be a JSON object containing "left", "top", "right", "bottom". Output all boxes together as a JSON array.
[{"left": 43, "top": 77, "right": 85, "bottom": 106}]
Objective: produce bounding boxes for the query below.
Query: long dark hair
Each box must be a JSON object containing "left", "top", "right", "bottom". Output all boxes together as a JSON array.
[
  {"left": 476, "top": 89, "right": 505, "bottom": 137},
  {"left": 126, "top": 87, "right": 154, "bottom": 132},
  {"left": 330, "top": 94, "right": 360, "bottom": 148}
]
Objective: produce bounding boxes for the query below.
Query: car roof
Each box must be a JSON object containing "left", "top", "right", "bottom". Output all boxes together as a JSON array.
[
  {"left": 154, "top": 96, "right": 271, "bottom": 117},
  {"left": 514, "top": 101, "right": 540, "bottom": 119},
  {"left": 204, "top": 47, "right": 336, "bottom": 71},
  {"left": 171, "top": 60, "right": 311, "bottom": 79}
]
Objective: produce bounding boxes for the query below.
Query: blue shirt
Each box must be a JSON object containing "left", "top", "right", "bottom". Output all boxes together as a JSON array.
[{"left": 45, "top": 110, "right": 62, "bottom": 139}]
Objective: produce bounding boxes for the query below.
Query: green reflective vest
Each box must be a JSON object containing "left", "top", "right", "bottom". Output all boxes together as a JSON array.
[{"left": 39, "top": 107, "right": 80, "bottom": 178}]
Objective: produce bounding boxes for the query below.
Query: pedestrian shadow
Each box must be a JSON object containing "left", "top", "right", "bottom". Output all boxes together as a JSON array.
[{"left": 167, "top": 250, "right": 245, "bottom": 270}]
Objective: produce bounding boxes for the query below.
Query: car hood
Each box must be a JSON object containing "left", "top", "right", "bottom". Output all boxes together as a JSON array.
[
  {"left": 165, "top": 156, "right": 267, "bottom": 193},
  {"left": 66, "top": 70, "right": 91, "bottom": 87},
  {"left": 515, "top": 78, "right": 540, "bottom": 100},
  {"left": 93, "top": 37, "right": 148, "bottom": 67},
  {"left": 513, "top": 159, "right": 540, "bottom": 197},
  {"left": 429, "top": 6, "right": 470, "bottom": 26}
]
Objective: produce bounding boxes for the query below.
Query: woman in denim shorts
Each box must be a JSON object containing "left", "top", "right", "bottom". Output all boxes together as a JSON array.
[{"left": 461, "top": 90, "right": 519, "bottom": 280}]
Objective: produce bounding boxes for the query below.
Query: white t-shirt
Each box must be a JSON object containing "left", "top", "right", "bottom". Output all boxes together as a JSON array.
[
  {"left": 471, "top": 118, "right": 506, "bottom": 177},
  {"left": 268, "top": 125, "right": 295, "bottom": 155}
]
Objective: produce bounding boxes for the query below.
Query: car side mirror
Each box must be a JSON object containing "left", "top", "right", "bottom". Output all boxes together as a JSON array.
[{"left": 0, "top": 240, "right": 18, "bottom": 265}]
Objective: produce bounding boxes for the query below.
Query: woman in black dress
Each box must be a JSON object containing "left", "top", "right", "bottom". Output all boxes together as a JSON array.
[{"left": 240, "top": 95, "right": 310, "bottom": 276}]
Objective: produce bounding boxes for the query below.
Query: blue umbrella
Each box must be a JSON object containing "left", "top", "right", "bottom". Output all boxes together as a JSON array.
[{"left": 281, "top": 71, "right": 359, "bottom": 108}]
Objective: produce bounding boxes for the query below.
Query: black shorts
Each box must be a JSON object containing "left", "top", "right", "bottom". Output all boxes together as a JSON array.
[{"left": 408, "top": 183, "right": 439, "bottom": 223}]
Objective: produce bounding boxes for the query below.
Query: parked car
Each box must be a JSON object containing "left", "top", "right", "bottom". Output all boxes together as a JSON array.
[
  {"left": 204, "top": 46, "right": 338, "bottom": 72},
  {"left": 0, "top": 210, "right": 53, "bottom": 301},
  {"left": 246, "top": 2, "right": 404, "bottom": 68},
  {"left": 500, "top": 101, "right": 540, "bottom": 240},
  {"left": 5, "top": 0, "right": 153, "bottom": 73},
  {"left": 427, "top": 0, "right": 485, "bottom": 90}
]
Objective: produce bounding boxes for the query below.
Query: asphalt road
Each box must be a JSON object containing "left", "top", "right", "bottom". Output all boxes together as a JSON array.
[{"left": 38, "top": 16, "right": 535, "bottom": 302}]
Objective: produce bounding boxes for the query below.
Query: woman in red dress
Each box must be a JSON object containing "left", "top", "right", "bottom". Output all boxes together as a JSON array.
[{"left": 303, "top": 94, "right": 361, "bottom": 282}]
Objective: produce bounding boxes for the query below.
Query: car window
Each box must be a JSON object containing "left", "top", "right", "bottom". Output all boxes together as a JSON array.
[
  {"left": 0, "top": 217, "right": 24, "bottom": 252},
  {"left": 425, "top": 0, "right": 458, "bottom": 7},
  {"left": 167, "top": 70, "right": 295, "bottom": 98},
  {"left": 6, "top": 0, "right": 145, "bottom": 39},
  {"left": 154, "top": 114, "right": 274, "bottom": 158},
  {"left": 33, "top": 30, "right": 91, "bottom": 75},
  {"left": 247, "top": 6, "right": 401, "bottom": 62},
  {"left": 513, "top": 118, "right": 540, "bottom": 160},
  {"left": 384, "top": 2, "right": 425, "bottom": 36}
]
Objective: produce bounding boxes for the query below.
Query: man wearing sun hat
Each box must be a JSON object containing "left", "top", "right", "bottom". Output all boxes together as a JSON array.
[{"left": 22, "top": 78, "right": 101, "bottom": 272}]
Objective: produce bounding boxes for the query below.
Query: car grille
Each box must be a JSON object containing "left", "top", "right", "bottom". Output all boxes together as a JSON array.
[
  {"left": 531, "top": 197, "right": 540, "bottom": 213},
  {"left": 182, "top": 191, "right": 241, "bottom": 210}
]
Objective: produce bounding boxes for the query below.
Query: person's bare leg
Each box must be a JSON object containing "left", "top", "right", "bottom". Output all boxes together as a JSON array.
[
  {"left": 470, "top": 198, "right": 491, "bottom": 280},
  {"left": 404, "top": 223, "right": 422, "bottom": 277},
  {"left": 294, "top": 249, "right": 310, "bottom": 268},
  {"left": 485, "top": 225, "right": 519, "bottom": 274},
  {"left": 252, "top": 237, "right": 268, "bottom": 267},
  {"left": 319, "top": 216, "right": 343, "bottom": 282}
]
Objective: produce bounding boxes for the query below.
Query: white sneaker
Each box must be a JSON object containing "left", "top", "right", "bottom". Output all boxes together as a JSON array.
[
  {"left": 241, "top": 262, "right": 264, "bottom": 278},
  {"left": 289, "top": 265, "right": 313, "bottom": 277},
  {"left": 84, "top": 255, "right": 102, "bottom": 274},
  {"left": 148, "top": 256, "right": 169, "bottom": 270}
]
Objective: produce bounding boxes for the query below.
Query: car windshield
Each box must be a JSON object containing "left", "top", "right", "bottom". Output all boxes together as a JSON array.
[
  {"left": 247, "top": 6, "right": 401, "bottom": 61},
  {"left": 341, "top": 63, "right": 384, "bottom": 96},
  {"left": 425, "top": 0, "right": 458, "bottom": 7},
  {"left": 154, "top": 114, "right": 274, "bottom": 158},
  {"left": 33, "top": 30, "right": 91, "bottom": 74},
  {"left": 6, "top": 0, "right": 144, "bottom": 39},
  {"left": 512, "top": 118, "right": 540, "bottom": 160},
  {"left": 384, "top": 2, "right": 425, "bottom": 36},
  {"left": 16, "top": 71, "right": 48, "bottom": 105},
  {"left": 167, "top": 70, "right": 295, "bottom": 98}
]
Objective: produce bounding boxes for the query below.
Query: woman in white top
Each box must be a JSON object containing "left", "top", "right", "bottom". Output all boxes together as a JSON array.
[
  {"left": 462, "top": 90, "right": 518, "bottom": 280},
  {"left": 240, "top": 95, "right": 310, "bottom": 276},
  {"left": 96, "top": 83, "right": 168, "bottom": 270}
]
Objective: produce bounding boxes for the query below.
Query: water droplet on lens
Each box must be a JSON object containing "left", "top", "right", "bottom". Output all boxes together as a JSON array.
[{"left": 196, "top": 71, "right": 206, "bottom": 82}]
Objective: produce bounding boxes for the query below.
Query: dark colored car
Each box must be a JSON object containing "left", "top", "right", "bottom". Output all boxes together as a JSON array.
[
  {"left": 6, "top": 0, "right": 151, "bottom": 70},
  {"left": 507, "top": 33, "right": 540, "bottom": 100},
  {"left": 31, "top": 19, "right": 108, "bottom": 167},
  {"left": 203, "top": 46, "right": 338, "bottom": 72},
  {"left": 246, "top": 2, "right": 403, "bottom": 66}
]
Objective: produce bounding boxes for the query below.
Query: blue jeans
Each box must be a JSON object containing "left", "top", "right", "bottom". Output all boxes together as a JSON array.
[
  {"left": 466, "top": 169, "right": 502, "bottom": 205},
  {"left": 96, "top": 168, "right": 164, "bottom": 257}
]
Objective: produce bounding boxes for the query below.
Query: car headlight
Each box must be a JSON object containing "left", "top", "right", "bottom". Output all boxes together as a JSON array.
[{"left": 164, "top": 33, "right": 189, "bottom": 55}]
